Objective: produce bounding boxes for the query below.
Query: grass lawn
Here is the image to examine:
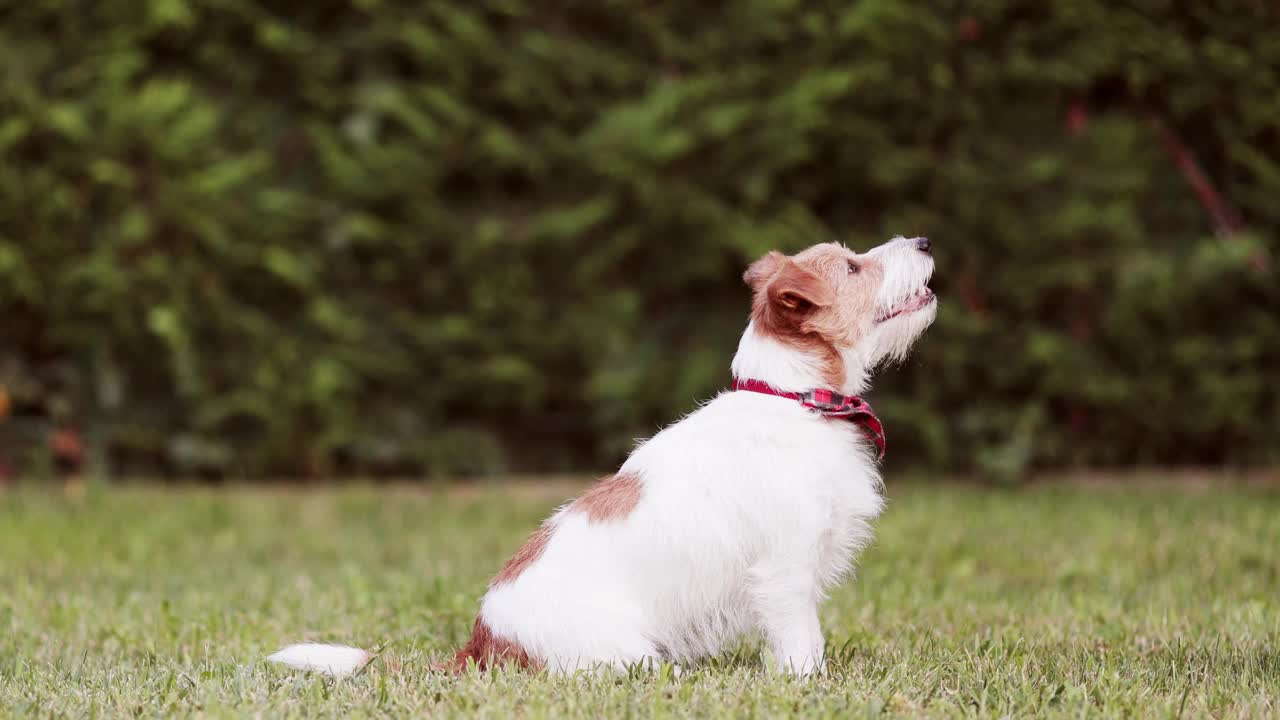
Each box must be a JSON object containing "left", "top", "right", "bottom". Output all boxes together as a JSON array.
[{"left": 1, "top": 478, "right": 1277, "bottom": 718}]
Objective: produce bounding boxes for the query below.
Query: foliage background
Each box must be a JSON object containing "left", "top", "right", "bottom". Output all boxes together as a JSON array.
[{"left": 1, "top": 0, "right": 1277, "bottom": 479}]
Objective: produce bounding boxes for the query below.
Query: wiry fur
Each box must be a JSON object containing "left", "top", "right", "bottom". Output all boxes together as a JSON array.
[{"left": 268, "top": 237, "right": 936, "bottom": 677}]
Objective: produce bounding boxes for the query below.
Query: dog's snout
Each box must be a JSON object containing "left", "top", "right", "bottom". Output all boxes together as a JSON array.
[{"left": 915, "top": 237, "right": 931, "bottom": 254}]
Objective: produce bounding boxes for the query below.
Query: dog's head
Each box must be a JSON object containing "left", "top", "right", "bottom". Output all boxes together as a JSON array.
[{"left": 743, "top": 237, "right": 936, "bottom": 392}]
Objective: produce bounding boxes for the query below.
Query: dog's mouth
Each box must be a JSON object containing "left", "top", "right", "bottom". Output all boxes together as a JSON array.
[{"left": 875, "top": 287, "right": 936, "bottom": 323}]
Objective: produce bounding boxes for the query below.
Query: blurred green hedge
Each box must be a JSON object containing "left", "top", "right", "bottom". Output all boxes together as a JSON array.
[{"left": 1, "top": 1, "right": 1277, "bottom": 479}]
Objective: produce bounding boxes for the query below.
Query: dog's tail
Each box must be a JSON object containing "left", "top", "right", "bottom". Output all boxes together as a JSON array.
[{"left": 267, "top": 643, "right": 374, "bottom": 676}]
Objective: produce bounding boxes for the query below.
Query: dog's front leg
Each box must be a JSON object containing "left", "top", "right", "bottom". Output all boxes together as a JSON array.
[{"left": 747, "top": 560, "right": 825, "bottom": 676}]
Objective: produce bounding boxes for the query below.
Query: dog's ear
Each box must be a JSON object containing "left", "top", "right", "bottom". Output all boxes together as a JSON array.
[
  {"left": 743, "top": 251, "right": 787, "bottom": 292},
  {"left": 766, "top": 261, "right": 834, "bottom": 315}
]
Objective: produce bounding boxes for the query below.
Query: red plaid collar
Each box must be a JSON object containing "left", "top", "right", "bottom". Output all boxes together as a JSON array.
[{"left": 732, "top": 378, "right": 886, "bottom": 460}]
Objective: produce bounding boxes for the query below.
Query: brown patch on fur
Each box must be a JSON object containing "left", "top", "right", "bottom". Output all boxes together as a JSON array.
[
  {"left": 745, "top": 243, "right": 884, "bottom": 389},
  {"left": 485, "top": 471, "right": 640, "bottom": 591},
  {"left": 571, "top": 471, "right": 643, "bottom": 522},
  {"left": 443, "top": 616, "right": 542, "bottom": 673},
  {"left": 490, "top": 522, "right": 554, "bottom": 587}
]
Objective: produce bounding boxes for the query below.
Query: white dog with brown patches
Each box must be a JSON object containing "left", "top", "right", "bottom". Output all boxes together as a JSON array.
[{"left": 270, "top": 237, "right": 936, "bottom": 677}]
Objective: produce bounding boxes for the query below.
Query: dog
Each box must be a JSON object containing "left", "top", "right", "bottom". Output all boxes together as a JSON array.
[{"left": 269, "top": 236, "right": 936, "bottom": 676}]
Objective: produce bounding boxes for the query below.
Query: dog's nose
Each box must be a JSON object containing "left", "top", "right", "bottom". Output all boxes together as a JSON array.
[{"left": 915, "top": 237, "right": 931, "bottom": 254}]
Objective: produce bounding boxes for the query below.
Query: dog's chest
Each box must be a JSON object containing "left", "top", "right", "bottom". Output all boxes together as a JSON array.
[
  {"left": 813, "top": 482, "right": 880, "bottom": 586},
  {"left": 757, "top": 415, "right": 885, "bottom": 584}
]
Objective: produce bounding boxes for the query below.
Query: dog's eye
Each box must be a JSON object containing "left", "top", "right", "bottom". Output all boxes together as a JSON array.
[{"left": 847, "top": 260, "right": 860, "bottom": 275}]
